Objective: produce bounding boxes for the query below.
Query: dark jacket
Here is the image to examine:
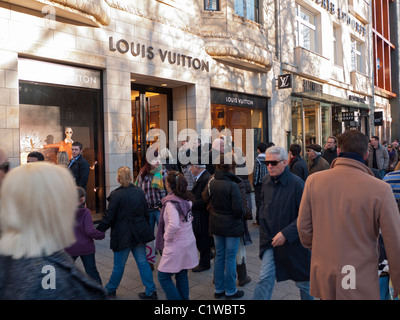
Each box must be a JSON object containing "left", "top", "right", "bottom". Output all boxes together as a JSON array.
[
  {"left": 308, "top": 155, "right": 330, "bottom": 175},
  {"left": 65, "top": 207, "right": 105, "bottom": 256},
  {"left": 0, "top": 251, "right": 106, "bottom": 300},
  {"left": 322, "top": 147, "right": 337, "bottom": 165},
  {"left": 259, "top": 166, "right": 311, "bottom": 282},
  {"left": 69, "top": 155, "right": 90, "bottom": 190},
  {"left": 97, "top": 184, "right": 154, "bottom": 252},
  {"left": 191, "top": 169, "right": 213, "bottom": 249},
  {"left": 289, "top": 155, "right": 308, "bottom": 181},
  {"left": 208, "top": 170, "right": 245, "bottom": 237}
]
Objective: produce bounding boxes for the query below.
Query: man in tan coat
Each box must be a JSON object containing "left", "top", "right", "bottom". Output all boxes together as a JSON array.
[{"left": 298, "top": 130, "right": 400, "bottom": 300}]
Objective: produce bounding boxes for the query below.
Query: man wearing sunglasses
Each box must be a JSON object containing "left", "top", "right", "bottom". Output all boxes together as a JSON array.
[{"left": 253, "top": 146, "right": 312, "bottom": 300}]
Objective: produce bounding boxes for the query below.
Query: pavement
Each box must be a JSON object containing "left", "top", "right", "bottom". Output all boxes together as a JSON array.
[{"left": 76, "top": 194, "right": 301, "bottom": 300}]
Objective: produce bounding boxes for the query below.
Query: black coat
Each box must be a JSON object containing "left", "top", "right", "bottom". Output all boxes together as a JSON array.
[
  {"left": 0, "top": 251, "right": 106, "bottom": 299},
  {"left": 259, "top": 166, "right": 311, "bottom": 282},
  {"left": 97, "top": 184, "right": 154, "bottom": 252},
  {"left": 289, "top": 156, "right": 308, "bottom": 181},
  {"left": 191, "top": 170, "right": 213, "bottom": 249},
  {"left": 208, "top": 170, "right": 245, "bottom": 237},
  {"left": 322, "top": 147, "right": 338, "bottom": 165},
  {"left": 69, "top": 155, "right": 90, "bottom": 190}
]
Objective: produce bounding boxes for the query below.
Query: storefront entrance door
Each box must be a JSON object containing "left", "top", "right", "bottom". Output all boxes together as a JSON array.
[{"left": 131, "top": 84, "right": 171, "bottom": 178}]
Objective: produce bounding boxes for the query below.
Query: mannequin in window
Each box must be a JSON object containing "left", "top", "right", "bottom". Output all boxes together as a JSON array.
[{"left": 43, "top": 127, "right": 74, "bottom": 160}]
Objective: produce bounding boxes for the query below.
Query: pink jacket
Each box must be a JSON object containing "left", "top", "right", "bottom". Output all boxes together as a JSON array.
[{"left": 157, "top": 200, "right": 198, "bottom": 273}]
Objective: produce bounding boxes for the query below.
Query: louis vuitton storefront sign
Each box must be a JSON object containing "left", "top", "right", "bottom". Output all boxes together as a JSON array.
[{"left": 109, "top": 37, "right": 210, "bottom": 72}]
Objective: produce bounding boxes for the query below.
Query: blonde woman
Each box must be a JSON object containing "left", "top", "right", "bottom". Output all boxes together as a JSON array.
[
  {"left": 96, "top": 166, "right": 157, "bottom": 299},
  {"left": 0, "top": 162, "right": 106, "bottom": 299},
  {"left": 57, "top": 151, "right": 70, "bottom": 167}
]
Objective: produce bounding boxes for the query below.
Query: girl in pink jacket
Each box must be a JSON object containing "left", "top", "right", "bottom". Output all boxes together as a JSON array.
[{"left": 155, "top": 171, "right": 198, "bottom": 300}]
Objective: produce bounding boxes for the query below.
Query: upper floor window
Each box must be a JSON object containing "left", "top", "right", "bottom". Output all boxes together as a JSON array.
[
  {"left": 351, "top": 39, "right": 363, "bottom": 73},
  {"left": 333, "top": 25, "right": 343, "bottom": 66},
  {"left": 234, "top": 0, "right": 260, "bottom": 23},
  {"left": 295, "top": 5, "right": 317, "bottom": 52},
  {"left": 204, "top": 0, "right": 219, "bottom": 11}
]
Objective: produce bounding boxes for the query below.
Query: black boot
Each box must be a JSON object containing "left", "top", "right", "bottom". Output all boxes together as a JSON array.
[{"left": 237, "top": 259, "right": 251, "bottom": 286}]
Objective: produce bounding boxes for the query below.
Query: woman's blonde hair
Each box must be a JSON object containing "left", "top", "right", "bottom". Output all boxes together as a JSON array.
[
  {"left": 0, "top": 162, "right": 78, "bottom": 258},
  {"left": 117, "top": 166, "right": 132, "bottom": 187},
  {"left": 57, "top": 151, "right": 70, "bottom": 167}
]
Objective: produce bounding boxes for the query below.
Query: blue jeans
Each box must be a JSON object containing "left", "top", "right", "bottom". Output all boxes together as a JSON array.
[
  {"left": 158, "top": 269, "right": 189, "bottom": 300},
  {"left": 380, "top": 276, "right": 390, "bottom": 300},
  {"left": 149, "top": 209, "right": 160, "bottom": 232},
  {"left": 213, "top": 235, "right": 240, "bottom": 296},
  {"left": 105, "top": 244, "right": 156, "bottom": 295},
  {"left": 253, "top": 248, "right": 313, "bottom": 300},
  {"left": 72, "top": 253, "right": 102, "bottom": 285}
]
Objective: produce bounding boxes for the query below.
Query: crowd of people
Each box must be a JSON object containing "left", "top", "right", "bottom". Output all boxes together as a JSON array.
[{"left": 1, "top": 129, "right": 400, "bottom": 300}]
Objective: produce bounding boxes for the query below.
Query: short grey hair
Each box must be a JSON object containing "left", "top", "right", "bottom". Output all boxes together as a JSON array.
[
  {"left": 266, "top": 146, "right": 288, "bottom": 161},
  {"left": 191, "top": 163, "right": 206, "bottom": 168}
]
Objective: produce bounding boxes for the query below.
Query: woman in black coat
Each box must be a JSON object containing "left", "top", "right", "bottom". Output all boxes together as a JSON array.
[
  {"left": 97, "top": 166, "right": 157, "bottom": 300},
  {"left": 204, "top": 155, "right": 246, "bottom": 299}
]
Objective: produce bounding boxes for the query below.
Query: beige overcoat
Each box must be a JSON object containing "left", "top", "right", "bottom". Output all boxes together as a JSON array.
[{"left": 298, "top": 157, "right": 400, "bottom": 300}]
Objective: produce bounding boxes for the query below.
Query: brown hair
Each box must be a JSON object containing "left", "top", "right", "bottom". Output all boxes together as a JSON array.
[
  {"left": 166, "top": 170, "right": 194, "bottom": 201},
  {"left": 215, "top": 153, "right": 236, "bottom": 172},
  {"left": 337, "top": 130, "right": 369, "bottom": 157}
]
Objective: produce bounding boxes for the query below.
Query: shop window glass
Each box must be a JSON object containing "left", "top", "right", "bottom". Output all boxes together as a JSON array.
[
  {"left": 291, "top": 98, "right": 304, "bottom": 147},
  {"left": 321, "top": 103, "right": 331, "bottom": 147},
  {"left": 211, "top": 104, "right": 263, "bottom": 151},
  {"left": 19, "top": 81, "right": 105, "bottom": 219},
  {"left": 291, "top": 98, "right": 332, "bottom": 157}
]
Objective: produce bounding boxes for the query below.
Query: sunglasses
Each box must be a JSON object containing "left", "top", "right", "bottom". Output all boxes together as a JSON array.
[
  {"left": 264, "top": 160, "right": 283, "bottom": 166},
  {"left": 0, "top": 161, "right": 9, "bottom": 173}
]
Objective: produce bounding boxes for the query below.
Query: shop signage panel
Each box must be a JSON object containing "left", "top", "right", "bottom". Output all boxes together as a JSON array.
[
  {"left": 278, "top": 74, "right": 292, "bottom": 89},
  {"left": 211, "top": 89, "right": 267, "bottom": 109},
  {"left": 342, "top": 111, "right": 355, "bottom": 121},
  {"left": 18, "top": 58, "right": 101, "bottom": 89},
  {"left": 374, "top": 111, "right": 383, "bottom": 126},
  {"left": 303, "top": 80, "right": 323, "bottom": 93}
]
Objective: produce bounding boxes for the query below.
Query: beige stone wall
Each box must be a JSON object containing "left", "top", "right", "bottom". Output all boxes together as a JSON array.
[{"left": 0, "top": 0, "right": 279, "bottom": 195}]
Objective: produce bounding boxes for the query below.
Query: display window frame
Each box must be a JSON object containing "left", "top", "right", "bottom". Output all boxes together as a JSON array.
[
  {"left": 18, "top": 59, "right": 106, "bottom": 220},
  {"left": 210, "top": 89, "right": 268, "bottom": 184}
]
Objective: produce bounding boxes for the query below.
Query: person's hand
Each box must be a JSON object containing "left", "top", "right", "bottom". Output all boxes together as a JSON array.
[{"left": 272, "top": 232, "right": 286, "bottom": 247}]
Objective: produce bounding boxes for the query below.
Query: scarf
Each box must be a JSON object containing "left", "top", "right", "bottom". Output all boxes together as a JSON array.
[
  {"left": 338, "top": 152, "right": 365, "bottom": 165},
  {"left": 150, "top": 165, "right": 164, "bottom": 190},
  {"left": 155, "top": 193, "right": 192, "bottom": 251}
]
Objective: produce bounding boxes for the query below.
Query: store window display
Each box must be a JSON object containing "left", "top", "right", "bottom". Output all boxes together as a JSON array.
[
  {"left": 19, "top": 79, "right": 105, "bottom": 218},
  {"left": 43, "top": 127, "right": 74, "bottom": 160}
]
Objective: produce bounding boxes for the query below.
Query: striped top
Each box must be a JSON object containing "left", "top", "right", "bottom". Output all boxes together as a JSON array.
[{"left": 383, "top": 170, "right": 400, "bottom": 203}]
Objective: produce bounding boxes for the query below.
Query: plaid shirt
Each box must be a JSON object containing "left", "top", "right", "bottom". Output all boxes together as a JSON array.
[
  {"left": 253, "top": 153, "right": 268, "bottom": 186},
  {"left": 136, "top": 170, "right": 167, "bottom": 209}
]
